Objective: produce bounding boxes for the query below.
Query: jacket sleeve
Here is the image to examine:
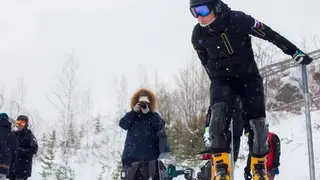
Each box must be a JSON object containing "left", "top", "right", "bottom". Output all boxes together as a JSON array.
[
  {"left": 151, "top": 113, "right": 170, "bottom": 153},
  {"left": 233, "top": 11, "right": 298, "bottom": 56},
  {"left": 119, "top": 111, "right": 137, "bottom": 130},
  {"left": 150, "top": 112, "right": 165, "bottom": 132},
  {"left": 191, "top": 25, "right": 210, "bottom": 70},
  {"left": 19, "top": 133, "right": 38, "bottom": 155},
  {"left": 272, "top": 134, "right": 281, "bottom": 168}
]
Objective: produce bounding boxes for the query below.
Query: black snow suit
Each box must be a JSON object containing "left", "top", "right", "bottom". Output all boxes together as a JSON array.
[
  {"left": 8, "top": 128, "right": 38, "bottom": 180},
  {"left": 0, "top": 120, "right": 17, "bottom": 176},
  {"left": 191, "top": 1, "right": 299, "bottom": 157}
]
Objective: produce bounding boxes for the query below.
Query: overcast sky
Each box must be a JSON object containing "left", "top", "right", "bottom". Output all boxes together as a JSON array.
[{"left": 0, "top": 0, "right": 319, "bottom": 121}]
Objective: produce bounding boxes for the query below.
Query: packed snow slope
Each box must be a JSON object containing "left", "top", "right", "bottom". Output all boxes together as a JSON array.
[{"left": 27, "top": 109, "right": 320, "bottom": 180}]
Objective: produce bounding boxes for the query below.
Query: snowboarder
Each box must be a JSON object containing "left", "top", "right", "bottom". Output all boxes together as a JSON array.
[
  {"left": 0, "top": 113, "right": 17, "bottom": 180},
  {"left": 244, "top": 128, "right": 281, "bottom": 180},
  {"left": 7, "top": 115, "right": 38, "bottom": 180},
  {"left": 119, "top": 88, "right": 170, "bottom": 180},
  {"left": 189, "top": 0, "right": 313, "bottom": 179}
]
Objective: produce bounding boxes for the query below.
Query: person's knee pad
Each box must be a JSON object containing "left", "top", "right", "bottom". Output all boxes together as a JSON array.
[
  {"left": 249, "top": 118, "right": 269, "bottom": 157},
  {"left": 209, "top": 102, "right": 230, "bottom": 150}
]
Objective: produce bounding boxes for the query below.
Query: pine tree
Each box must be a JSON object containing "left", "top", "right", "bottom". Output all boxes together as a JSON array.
[
  {"left": 67, "top": 122, "right": 76, "bottom": 148},
  {"left": 39, "top": 130, "right": 57, "bottom": 180},
  {"left": 55, "top": 160, "right": 75, "bottom": 180},
  {"left": 79, "top": 124, "right": 84, "bottom": 139},
  {"left": 94, "top": 115, "right": 102, "bottom": 134},
  {"left": 111, "top": 152, "right": 123, "bottom": 180},
  {"left": 38, "top": 133, "right": 47, "bottom": 158},
  {"left": 55, "top": 144, "right": 75, "bottom": 180}
]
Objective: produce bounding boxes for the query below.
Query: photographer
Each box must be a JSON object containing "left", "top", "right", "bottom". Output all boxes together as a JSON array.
[{"left": 119, "top": 88, "right": 170, "bottom": 179}]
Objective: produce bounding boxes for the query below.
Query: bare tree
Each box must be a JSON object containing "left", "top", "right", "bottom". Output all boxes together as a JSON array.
[
  {"left": 47, "top": 52, "right": 81, "bottom": 147},
  {"left": 153, "top": 72, "right": 175, "bottom": 125},
  {"left": 16, "top": 77, "right": 26, "bottom": 107},
  {"left": 113, "top": 73, "right": 129, "bottom": 141},
  {"left": 114, "top": 74, "right": 129, "bottom": 118},
  {"left": 252, "top": 38, "right": 280, "bottom": 68},
  {"left": 79, "top": 89, "right": 93, "bottom": 151},
  {"left": 9, "top": 100, "right": 20, "bottom": 120},
  {"left": 171, "top": 58, "right": 210, "bottom": 122},
  {"left": 0, "top": 93, "right": 3, "bottom": 111},
  {"left": 137, "top": 65, "right": 151, "bottom": 88}
]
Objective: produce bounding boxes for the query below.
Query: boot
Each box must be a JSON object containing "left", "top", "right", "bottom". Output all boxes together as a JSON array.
[
  {"left": 250, "top": 156, "right": 269, "bottom": 180},
  {"left": 212, "top": 153, "right": 231, "bottom": 180}
]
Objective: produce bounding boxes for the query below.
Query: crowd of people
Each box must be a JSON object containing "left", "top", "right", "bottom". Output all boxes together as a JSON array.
[{"left": 0, "top": 113, "right": 38, "bottom": 180}]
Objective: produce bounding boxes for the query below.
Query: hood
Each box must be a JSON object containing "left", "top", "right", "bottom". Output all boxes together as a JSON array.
[
  {"left": 207, "top": 1, "right": 231, "bottom": 33},
  {"left": 213, "top": 1, "right": 231, "bottom": 18},
  {"left": 130, "top": 88, "right": 157, "bottom": 112},
  {"left": 0, "top": 120, "right": 12, "bottom": 129}
]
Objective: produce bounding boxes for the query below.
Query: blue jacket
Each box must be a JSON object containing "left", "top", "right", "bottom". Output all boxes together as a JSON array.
[{"left": 119, "top": 111, "right": 170, "bottom": 166}]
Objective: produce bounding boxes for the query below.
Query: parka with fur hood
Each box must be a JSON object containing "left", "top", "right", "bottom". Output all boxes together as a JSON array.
[{"left": 119, "top": 88, "right": 170, "bottom": 167}]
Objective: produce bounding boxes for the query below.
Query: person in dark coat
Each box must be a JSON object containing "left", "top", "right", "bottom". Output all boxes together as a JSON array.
[
  {"left": 7, "top": 115, "right": 38, "bottom": 180},
  {"left": 119, "top": 88, "right": 170, "bottom": 179},
  {"left": 0, "top": 113, "right": 17, "bottom": 180},
  {"left": 189, "top": 0, "right": 313, "bottom": 179}
]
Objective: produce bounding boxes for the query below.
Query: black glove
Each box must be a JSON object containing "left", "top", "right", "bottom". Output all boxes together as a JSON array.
[
  {"left": 292, "top": 49, "right": 313, "bottom": 65},
  {"left": 244, "top": 170, "right": 252, "bottom": 180}
]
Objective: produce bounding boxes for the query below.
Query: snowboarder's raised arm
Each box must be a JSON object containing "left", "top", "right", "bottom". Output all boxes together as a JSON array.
[
  {"left": 233, "top": 11, "right": 298, "bottom": 56},
  {"left": 119, "top": 111, "right": 136, "bottom": 130}
]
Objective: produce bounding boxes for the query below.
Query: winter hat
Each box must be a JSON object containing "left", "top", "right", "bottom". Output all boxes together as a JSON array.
[
  {"left": 139, "top": 96, "right": 150, "bottom": 103},
  {"left": 17, "top": 115, "right": 29, "bottom": 124},
  {"left": 0, "top": 113, "right": 9, "bottom": 121}
]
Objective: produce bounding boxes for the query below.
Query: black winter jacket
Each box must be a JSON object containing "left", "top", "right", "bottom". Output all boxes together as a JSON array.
[
  {"left": 191, "top": 2, "right": 298, "bottom": 79},
  {"left": 119, "top": 111, "right": 170, "bottom": 167},
  {"left": 0, "top": 121, "right": 17, "bottom": 176},
  {"left": 8, "top": 128, "right": 38, "bottom": 178}
]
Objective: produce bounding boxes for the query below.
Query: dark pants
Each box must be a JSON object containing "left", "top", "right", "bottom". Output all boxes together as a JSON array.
[
  {"left": 209, "top": 75, "right": 267, "bottom": 156},
  {"left": 121, "top": 160, "right": 165, "bottom": 180}
]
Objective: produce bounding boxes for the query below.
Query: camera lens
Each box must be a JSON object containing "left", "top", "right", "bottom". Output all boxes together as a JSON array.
[{"left": 140, "top": 102, "right": 147, "bottom": 108}]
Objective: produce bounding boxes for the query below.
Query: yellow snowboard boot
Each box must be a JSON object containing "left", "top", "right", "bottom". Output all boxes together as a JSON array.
[
  {"left": 250, "top": 156, "right": 269, "bottom": 180},
  {"left": 212, "top": 153, "right": 231, "bottom": 180}
]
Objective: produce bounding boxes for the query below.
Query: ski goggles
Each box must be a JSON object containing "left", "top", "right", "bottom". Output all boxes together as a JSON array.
[
  {"left": 16, "top": 120, "right": 26, "bottom": 127},
  {"left": 190, "top": 4, "right": 212, "bottom": 18}
]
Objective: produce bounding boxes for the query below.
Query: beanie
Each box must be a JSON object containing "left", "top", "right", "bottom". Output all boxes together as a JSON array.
[
  {"left": 17, "top": 115, "right": 29, "bottom": 124},
  {"left": 0, "top": 113, "right": 9, "bottom": 121}
]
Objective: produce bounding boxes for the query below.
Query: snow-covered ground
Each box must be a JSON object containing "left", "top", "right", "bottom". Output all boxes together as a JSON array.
[
  {"left": 176, "top": 110, "right": 320, "bottom": 180},
  {"left": 27, "top": 109, "right": 320, "bottom": 180}
]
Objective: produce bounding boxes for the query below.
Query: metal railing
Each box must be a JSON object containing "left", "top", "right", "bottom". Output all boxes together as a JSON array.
[
  {"left": 260, "top": 49, "right": 320, "bottom": 78},
  {"left": 258, "top": 49, "right": 320, "bottom": 112}
]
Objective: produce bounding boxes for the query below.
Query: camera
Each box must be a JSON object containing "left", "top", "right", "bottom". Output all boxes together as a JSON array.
[{"left": 139, "top": 102, "right": 148, "bottom": 109}]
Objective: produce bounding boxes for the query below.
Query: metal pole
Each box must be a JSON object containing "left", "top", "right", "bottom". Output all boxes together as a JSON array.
[
  {"left": 301, "top": 65, "right": 316, "bottom": 180},
  {"left": 230, "top": 119, "right": 234, "bottom": 180}
]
